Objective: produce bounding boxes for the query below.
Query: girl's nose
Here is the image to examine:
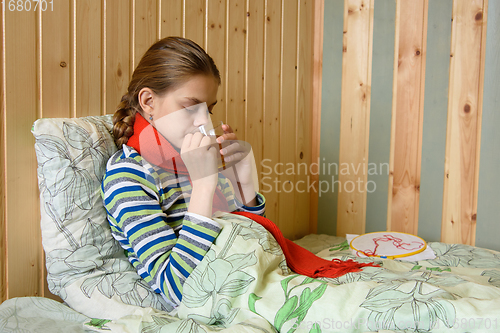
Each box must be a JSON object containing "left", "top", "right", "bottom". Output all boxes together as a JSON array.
[{"left": 193, "top": 104, "right": 211, "bottom": 127}]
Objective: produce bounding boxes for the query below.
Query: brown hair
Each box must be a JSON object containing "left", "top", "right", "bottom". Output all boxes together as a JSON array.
[{"left": 112, "top": 37, "right": 220, "bottom": 147}]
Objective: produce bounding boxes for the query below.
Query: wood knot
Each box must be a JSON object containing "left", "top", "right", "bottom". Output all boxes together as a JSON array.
[
  {"left": 471, "top": 213, "right": 477, "bottom": 221},
  {"left": 300, "top": 152, "right": 303, "bottom": 159},
  {"left": 247, "top": 12, "right": 250, "bottom": 17},
  {"left": 211, "top": 23, "right": 215, "bottom": 28},
  {"left": 117, "top": 67, "right": 122, "bottom": 77},
  {"left": 415, "top": 50, "right": 421, "bottom": 56},
  {"left": 475, "top": 11, "right": 483, "bottom": 21},
  {"left": 267, "top": 16, "right": 270, "bottom": 22},
  {"left": 464, "top": 103, "right": 471, "bottom": 113},
  {"left": 242, "top": 29, "right": 247, "bottom": 34},
  {"left": 415, "top": 184, "right": 420, "bottom": 191},
  {"left": 60, "top": 61, "right": 67, "bottom": 68}
]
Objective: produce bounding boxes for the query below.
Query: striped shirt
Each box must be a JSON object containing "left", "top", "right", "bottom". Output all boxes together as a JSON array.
[{"left": 101, "top": 145, "right": 265, "bottom": 308}]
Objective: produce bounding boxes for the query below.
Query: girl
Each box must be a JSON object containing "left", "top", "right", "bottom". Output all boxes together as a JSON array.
[{"left": 101, "top": 37, "right": 265, "bottom": 310}]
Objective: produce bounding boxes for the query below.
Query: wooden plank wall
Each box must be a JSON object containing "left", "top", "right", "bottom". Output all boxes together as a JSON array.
[
  {"left": 441, "top": 0, "right": 487, "bottom": 246},
  {"left": 0, "top": 0, "right": 315, "bottom": 301},
  {"left": 336, "top": 0, "right": 373, "bottom": 237},
  {"left": 0, "top": 1, "right": 6, "bottom": 303},
  {"left": 1, "top": 0, "right": 496, "bottom": 302},
  {"left": 388, "top": 0, "right": 428, "bottom": 235},
  {"left": 319, "top": 0, "right": 494, "bottom": 250}
]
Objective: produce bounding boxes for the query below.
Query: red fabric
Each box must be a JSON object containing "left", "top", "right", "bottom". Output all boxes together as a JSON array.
[
  {"left": 233, "top": 211, "right": 380, "bottom": 278},
  {"left": 127, "top": 113, "right": 230, "bottom": 214}
]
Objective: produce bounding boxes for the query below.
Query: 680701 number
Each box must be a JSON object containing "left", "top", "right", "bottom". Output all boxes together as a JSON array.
[{"left": 2, "top": 0, "right": 54, "bottom": 11}]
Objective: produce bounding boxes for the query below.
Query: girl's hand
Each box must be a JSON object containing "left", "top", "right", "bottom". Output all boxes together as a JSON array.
[
  {"left": 181, "top": 132, "right": 219, "bottom": 190},
  {"left": 217, "top": 124, "right": 258, "bottom": 206},
  {"left": 217, "top": 124, "right": 254, "bottom": 186}
]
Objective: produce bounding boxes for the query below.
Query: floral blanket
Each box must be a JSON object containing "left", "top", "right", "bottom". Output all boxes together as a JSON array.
[{"left": 1, "top": 213, "right": 500, "bottom": 333}]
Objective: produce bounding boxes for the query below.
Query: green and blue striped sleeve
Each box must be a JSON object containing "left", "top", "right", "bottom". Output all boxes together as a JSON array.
[
  {"left": 218, "top": 175, "right": 266, "bottom": 216},
  {"left": 101, "top": 150, "right": 221, "bottom": 308}
]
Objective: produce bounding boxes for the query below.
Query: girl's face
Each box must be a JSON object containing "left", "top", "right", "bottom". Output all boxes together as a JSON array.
[{"left": 145, "top": 75, "right": 219, "bottom": 150}]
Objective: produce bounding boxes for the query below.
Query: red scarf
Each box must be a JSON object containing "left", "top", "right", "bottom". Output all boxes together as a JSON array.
[
  {"left": 127, "top": 113, "right": 230, "bottom": 214},
  {"left": 233, "top": 211, "right": 380, "bottom": 278}
]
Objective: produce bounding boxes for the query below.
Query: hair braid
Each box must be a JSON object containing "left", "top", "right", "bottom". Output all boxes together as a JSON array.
[{"left": 112, "top": 94, "right": 137, "bottom": 147}]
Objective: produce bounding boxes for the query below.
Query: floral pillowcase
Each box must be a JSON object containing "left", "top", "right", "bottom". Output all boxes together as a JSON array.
[{"left": 32, "top": 115, "right": 173, "bottom": 320}]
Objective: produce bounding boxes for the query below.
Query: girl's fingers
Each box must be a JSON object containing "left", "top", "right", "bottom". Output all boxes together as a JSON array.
[
  {"left": 181, "top": 133, "right": 193, "bottom": 152},
  {"left": 192, "top": 132, "right": 205, "bottom": 146},
  {"left": 216, "top": 124, "right": 238, "bottom": 143},
  {"left": 216, "top": 132, "right": 237, "bottom": 143},
  {"left": 223, "top": 151, "right": 247, "bottom": 163},
  {"left": 220, "top": 141, "right": 251, "bottom": 161},
  {"left": 181, "top": 132, "right": 210, "bottom": 153},
  {"left": 200, "top": 135, "right": 215, "bottom": 149},
  {"left": 220, "top": 141, "right": 242, "bottom": 155}
]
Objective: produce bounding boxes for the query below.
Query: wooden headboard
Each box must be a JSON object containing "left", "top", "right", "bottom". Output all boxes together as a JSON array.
[{"left": 1, "top": 0, "right": 499, "bottom": 304}]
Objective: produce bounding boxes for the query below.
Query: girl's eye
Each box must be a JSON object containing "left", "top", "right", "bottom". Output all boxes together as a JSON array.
[{"left": 184, "top": 104, "right": 213, "bottom": 114}]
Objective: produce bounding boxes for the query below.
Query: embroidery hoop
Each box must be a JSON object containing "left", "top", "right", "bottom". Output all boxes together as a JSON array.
[{"left": 350, "top": 231, "right": 427, "bottom": 259}]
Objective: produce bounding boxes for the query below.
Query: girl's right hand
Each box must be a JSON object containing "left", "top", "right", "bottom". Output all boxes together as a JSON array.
[{"left": 180, "top": 132, "right": 219, "bottom": 190}]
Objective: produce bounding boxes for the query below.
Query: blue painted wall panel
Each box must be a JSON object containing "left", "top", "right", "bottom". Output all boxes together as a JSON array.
[
  {"left": 365, "top": 0, "right": 396, "bottom": 233},
  {"left": 317, "top": 0, "right": 344, "bottom": 235},
  {"left": 476, "top": 0, "right": 500, "bottom": 251},
  {"left": 418, "top": 0, "right": 453, "bottom": 242}
]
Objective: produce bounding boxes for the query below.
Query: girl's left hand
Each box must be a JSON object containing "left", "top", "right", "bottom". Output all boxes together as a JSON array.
[{"left": 217, "top": 124, "right": 254, "bottom": 186}]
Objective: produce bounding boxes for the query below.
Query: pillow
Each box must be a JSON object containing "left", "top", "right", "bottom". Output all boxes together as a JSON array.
[{"left": 32, "top": 115, "right": 173, "bottom": 320}]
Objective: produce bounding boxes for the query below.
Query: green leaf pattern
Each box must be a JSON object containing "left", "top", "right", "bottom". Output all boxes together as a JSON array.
[
  {"left": 361, "top": 276, "right": 457, "bottom": 331},
  {"left": 2, "top": 223, "right": 500, "bottom": 332}
]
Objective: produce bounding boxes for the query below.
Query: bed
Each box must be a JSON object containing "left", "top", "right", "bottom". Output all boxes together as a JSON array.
[{"left": 1, "top": 115, "right": 499, "bottom": 333}]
